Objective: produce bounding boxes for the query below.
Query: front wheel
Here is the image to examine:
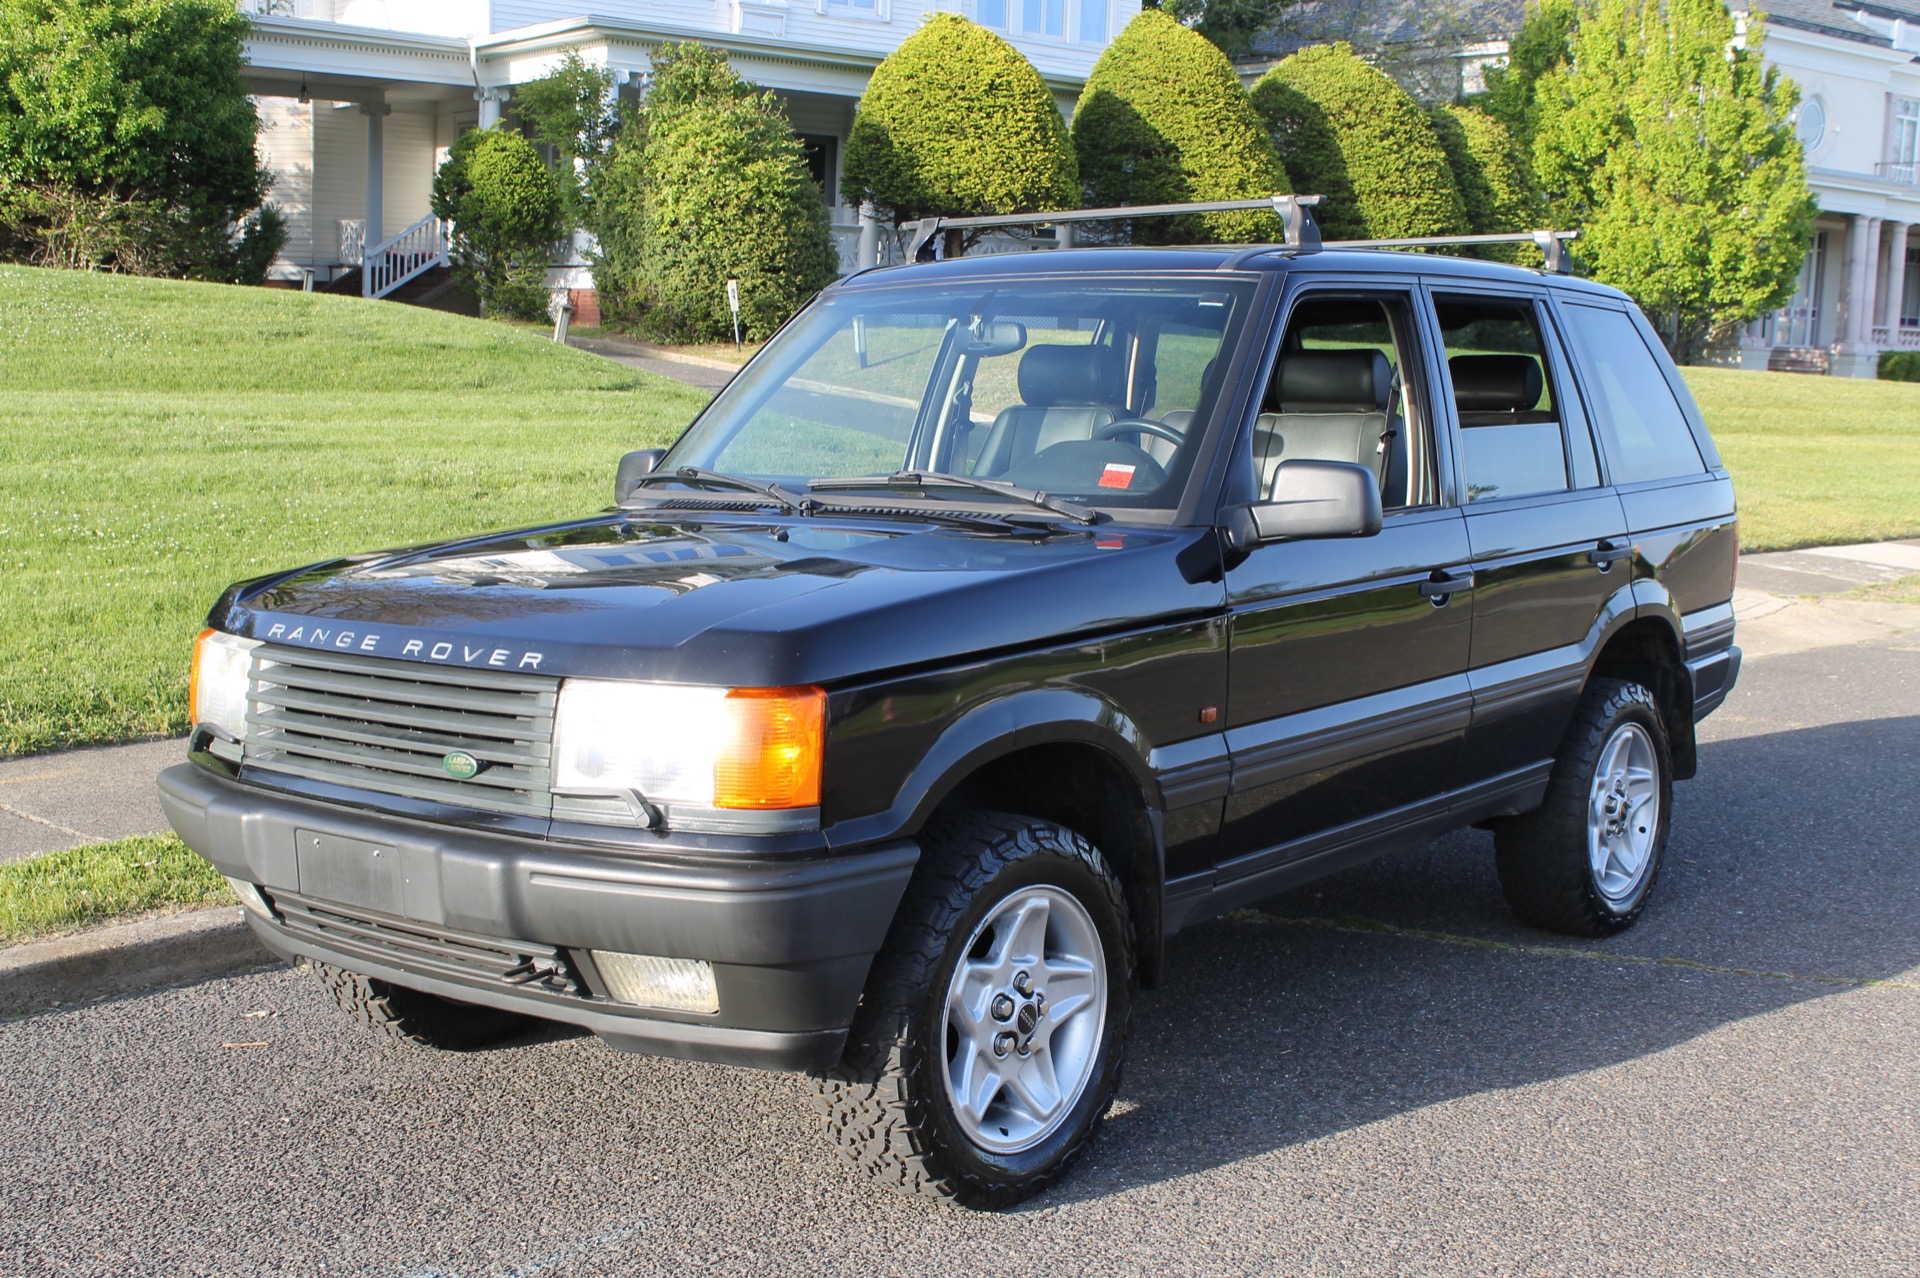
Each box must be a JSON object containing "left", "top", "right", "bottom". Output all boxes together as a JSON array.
[
  {"left": 813, "top": 811, "right": 1133, "bottom": 1209},
  {"left": 1495, "top": 677, "right": 1673, "bottom": 936}
]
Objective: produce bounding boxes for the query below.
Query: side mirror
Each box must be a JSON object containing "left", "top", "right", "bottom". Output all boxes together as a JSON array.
[
  {"left": 1241, "top": 460, "right": 1383, "bottom": 545},
  {"left": 614, "top": 449, "right": 667, "bottom": 504}
]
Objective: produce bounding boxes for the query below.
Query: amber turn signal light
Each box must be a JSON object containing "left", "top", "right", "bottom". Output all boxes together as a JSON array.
[
  {"left": 188, "top": 627, "right": 216, "bottom": 725},
  {"left": 714, "top": 686, "right": 825, "bottom": 809}
]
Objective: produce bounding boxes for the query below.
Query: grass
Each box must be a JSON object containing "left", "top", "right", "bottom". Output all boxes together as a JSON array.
[
  {"left": 1678, "top": 366, "right": 1920, "bottom": 552},
  {"left": 0, "top": 833, "right": 230, "bottom": 945},
  {"left": 0, "top": 266, "right": 709, "bottom": 755},
  {"left": 1843, "top": 573, "right": 1920, "bottom": 605}
]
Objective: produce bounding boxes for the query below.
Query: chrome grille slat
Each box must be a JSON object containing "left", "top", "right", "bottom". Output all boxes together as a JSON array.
[{"left": 244, "top": 643, "right": 560, "bottom": 817}]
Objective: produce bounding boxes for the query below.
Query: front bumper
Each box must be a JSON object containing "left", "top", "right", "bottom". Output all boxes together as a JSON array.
[{"left": 158, "top": 763, "right": 918, "bottom": 1072}]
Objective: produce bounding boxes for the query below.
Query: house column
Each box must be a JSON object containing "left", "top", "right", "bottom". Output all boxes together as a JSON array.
[
  {"left": 362, "top": 95, "right": 390, "bottom": 249},
  {"left": 1835, "top": 215, "right": 1883, "bottom": 377},
  {"left": 475, "top": 87, "right": 508, "bottom": 129},
  {"left": 1884, "top": 222, "right": 1910, "bottom": 335}
]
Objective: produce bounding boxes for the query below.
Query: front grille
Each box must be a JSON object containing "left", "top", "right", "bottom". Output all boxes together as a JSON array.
[
  {"left": 243, "top": 644, "right": 560, "bottom": 818},
  {"left": 271, "top": 889, "right": 585, "bottom": 997}
]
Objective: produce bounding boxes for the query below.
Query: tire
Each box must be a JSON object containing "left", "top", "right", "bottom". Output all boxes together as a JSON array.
[
  {"left": 1495, "top": 677, "right": 1673, "bottom": 937},
  {"left": 813, "top": 810, "right": 1134, "bottom": 1209},
  {"left": 313, "top": 962, "right": 535, "bottom": 1050}
]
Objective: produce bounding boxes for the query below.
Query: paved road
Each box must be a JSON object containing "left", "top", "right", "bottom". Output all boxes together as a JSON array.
[{"left": 4, "top": 631, "right": 1917, "bottom": 1275}]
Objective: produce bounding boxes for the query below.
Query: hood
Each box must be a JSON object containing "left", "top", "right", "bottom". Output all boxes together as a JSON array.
[{"left": 218, "top": 512, "right": 1227, "bottom": 687}]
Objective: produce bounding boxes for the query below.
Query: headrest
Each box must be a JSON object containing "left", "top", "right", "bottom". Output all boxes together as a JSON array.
[
  {"left": 1272, "top": 349, "right": 1392, "bottom": 413},
  {"left": 1019, "top": 344, "right": 1118, "bottom": 408},
  {"left": 1449, "top": 354, "right": 1543, "bottom": 413}
]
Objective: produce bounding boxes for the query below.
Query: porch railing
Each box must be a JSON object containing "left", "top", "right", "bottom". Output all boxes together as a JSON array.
[{"left": 362, "top": 214, "right": 448, "bottom": 300}]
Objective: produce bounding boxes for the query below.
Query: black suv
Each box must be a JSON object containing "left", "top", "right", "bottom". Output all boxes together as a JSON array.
[{"left": 160, "top": 229, "right": 1739, "bottom": 1208}]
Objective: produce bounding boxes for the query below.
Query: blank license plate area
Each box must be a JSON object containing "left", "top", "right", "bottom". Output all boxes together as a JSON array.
[{"left": 295, "top": 828, "right": 403, "bottom": 915}]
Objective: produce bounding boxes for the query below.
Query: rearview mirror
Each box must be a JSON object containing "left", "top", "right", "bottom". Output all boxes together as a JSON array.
[
  {"left": 962, "top": 319, "right": 1027, "bottom": 357},
  {"left": 614, "top": 449, "right": 666, "bottom": 504},
  {"left": 1242, "top": 460, "right": 1383, "bottom": 544}
]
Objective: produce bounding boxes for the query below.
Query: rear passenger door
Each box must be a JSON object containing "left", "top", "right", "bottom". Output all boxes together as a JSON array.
[
  {"left": 1426, "top": 289, "right": 1632, "bottom": 795},
  {"left": 1215, "top": 285, "right": 1473, "bottom": 879}
]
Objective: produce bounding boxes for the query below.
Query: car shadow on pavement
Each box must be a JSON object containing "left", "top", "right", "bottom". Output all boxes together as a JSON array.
[{"left": 1039, "top": 715, "right": 1920, "bottom": 1208}]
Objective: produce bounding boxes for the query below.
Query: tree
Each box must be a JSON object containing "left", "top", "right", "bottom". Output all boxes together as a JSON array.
[
  {"left": 1427, "top": 104, "right": 1547, "bottom": 263},
  {"left": 1250, "top": 43, "right": 1468, "bottom": 242},
  {"left": 1148, "top": 0, "right": 1294, "bottom": 59},
  {"left": 431, "top": 128, "right": 563, "bottom": 321},
  {"left": 845, "top": 14, "right": 1077, "bottom": 251},
  {"left": 629, "top": 43, "right": 839, "bottom": 342},
  {"left": 1478, "top": 0, "right": 1578, "bottom": 150},
  {"left": 0, "top": 0, "right": 281, "bottom": 281},
  {"left": 1531, "top": 0, "right": 1816, "bottom": 360},
  {"left": 514, "top": 51, "right": 620, "bottom": 229},
  {"left": 1072, "top": 10, "right": 1288, "bottom": 244}
]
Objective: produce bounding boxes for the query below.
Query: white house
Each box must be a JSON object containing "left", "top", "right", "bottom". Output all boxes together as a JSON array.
[
  {"left": 238, "top": 0, "right": 1141, "bottom": 315},
  {"left": 1727, "top": 0, "right": 1920, "bottom": 376}
]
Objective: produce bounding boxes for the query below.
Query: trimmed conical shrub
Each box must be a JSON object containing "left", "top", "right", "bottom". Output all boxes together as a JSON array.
[
  {"left": 845, "top": 14, "right": 1078, "bottom": 230},
  {"left": 1251, "top": 43, "right": 1468, "bottom": 242},
  {"left": 1071, "top": 10, "right": 1288, "bottom": 244}
]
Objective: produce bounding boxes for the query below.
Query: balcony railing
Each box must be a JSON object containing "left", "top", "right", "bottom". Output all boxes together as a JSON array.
[{"left": 1875, "top": 161, "right": 1920, "bottom": 187}]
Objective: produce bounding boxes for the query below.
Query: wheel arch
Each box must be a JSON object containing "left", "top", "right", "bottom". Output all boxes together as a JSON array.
[{"left": 1590, "top": 592, "right": 1696, "bottom": 779}]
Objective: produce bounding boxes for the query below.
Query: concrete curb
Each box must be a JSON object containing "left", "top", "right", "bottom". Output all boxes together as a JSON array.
[
  {"left": 1, "top": 906, "right": 274, "bottom": 1016},
  {"left": 566, "top": 333, "right": 744, "bottom": 372}
]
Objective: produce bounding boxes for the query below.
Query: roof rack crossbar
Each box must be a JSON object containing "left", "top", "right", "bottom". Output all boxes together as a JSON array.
[{"left": 904, "top": 194, "right": 1324, "bottom": 262}]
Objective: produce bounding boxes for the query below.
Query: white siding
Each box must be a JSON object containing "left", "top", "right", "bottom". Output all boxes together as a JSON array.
[
  {"left": 384, "top": 106, "right": 438, "bottom": 233},
  {"left": 254, "top": 97, "right": 316, "bottom": 275}
]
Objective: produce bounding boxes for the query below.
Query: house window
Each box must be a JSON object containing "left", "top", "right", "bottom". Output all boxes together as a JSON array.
[
  {"left": 824, "top": 0, "right": 880, "bottom": 14},
  {"left": 1895, "top": 98, "right": 1920, "bottom": 168},
  {"left": 1079, "top": 0, "right": 1107, "bottom": 41},
  {"left": 1022, "top": 0, "right": 1065, "bottom": 37},
  {"left": 1905, "top": 244, "right": 1919, "bottom": 328},
  {"left": 1795, "top": 97, "right": 1825, "bottom": 153}
]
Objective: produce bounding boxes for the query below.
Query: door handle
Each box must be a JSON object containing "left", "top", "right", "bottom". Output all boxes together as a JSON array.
[
  {"left": 1419, "top": 568, "right": 1475, "bottom": 599},
  {"left": 1590, "top": 541, "right": 1632, "bottom": 569}
]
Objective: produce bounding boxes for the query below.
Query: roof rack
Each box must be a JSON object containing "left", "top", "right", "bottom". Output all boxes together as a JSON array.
[{"left": 900, "top": 195, "right": 1580, "bottom": 274}]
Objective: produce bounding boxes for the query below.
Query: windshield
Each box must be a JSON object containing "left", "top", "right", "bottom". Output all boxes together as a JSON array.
[{"left": 653, "top": 276, "right": 1256, "bottom": 518}]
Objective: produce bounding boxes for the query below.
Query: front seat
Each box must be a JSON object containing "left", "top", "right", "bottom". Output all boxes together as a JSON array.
[
  {"left": 972, "top": 345, "right": 1119, "bottom": 478},
  {"left": 1251, "top": 349, "right": 1394, "bottom": 496}
]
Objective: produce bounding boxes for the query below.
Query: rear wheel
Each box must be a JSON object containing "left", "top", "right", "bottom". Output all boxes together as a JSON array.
[
  {"left": 1495, "top": 677, "right": 1673, "bottom": 936},
  {"left": 813, "top": 811, "right": 1133, "bottom": 1209},
  {"left": 313, "top": 962, "right": 535, "bottom": 1050}
]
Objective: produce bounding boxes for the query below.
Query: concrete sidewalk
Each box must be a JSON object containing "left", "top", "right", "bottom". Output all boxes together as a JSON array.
[{"left": 1, "top": 540, "right": 1915, "bottom": 869}]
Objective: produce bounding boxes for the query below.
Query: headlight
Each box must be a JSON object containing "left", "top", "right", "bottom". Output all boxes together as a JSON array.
[
  {"left": 551, "top": 680, "right": 824, "bottom": 829},
  {"left": 190, "top": 629, "right": 259, "bottom": 742}
]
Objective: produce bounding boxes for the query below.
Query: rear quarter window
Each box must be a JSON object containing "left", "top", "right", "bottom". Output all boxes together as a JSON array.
[{"left": 1561, "top": 303, "right": 1706, "bottom": 485}]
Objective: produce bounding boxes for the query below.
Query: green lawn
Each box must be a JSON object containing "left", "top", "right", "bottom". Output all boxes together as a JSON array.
[
  {"left": 0, "top": 833, "right": 229, "bottom": 945},
  {"left": 0, "top": 266, "right": 708, "bottom": 755},
  {"left": 1679, "top": 366, "right": 1920, "bottom": 553}
]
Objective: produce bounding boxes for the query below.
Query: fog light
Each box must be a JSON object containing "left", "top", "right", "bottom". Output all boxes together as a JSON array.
[
  {"left": 224, "top": 877, "right": 275, "bottom": 921},
  {"left": 592, "top": 951, "right": 719, "bottom": 1014}
]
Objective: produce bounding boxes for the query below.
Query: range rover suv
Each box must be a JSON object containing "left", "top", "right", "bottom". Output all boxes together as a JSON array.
[{"left": 160, "top": 220, "right": 1740, "bottom": 1208}]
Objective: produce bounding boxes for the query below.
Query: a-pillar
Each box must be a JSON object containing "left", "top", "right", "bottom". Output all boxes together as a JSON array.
[
  {"left": 361, "top": 95, "right": 391, "bottom": 251},
  {"left": 1883, "top": 221, "right": 1910, "bottom": 339},
  {"left": 1834, "top": 214, "right": 1882, "bottom": 378}
]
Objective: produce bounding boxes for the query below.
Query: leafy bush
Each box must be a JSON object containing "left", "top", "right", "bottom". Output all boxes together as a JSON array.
[
  {"left": 432, "top": 127, "right": 563, "bottom": 321},
  {"left": 1427, "top": 105, "right": 1546, "bottom": 263},
  {"left": 0, "top": 0, "right": 275, "bottom": 279},
  {"left": 1477, "top": 0, "right": 1578, "bottom": 149},
  {"left": 1880, "top": 351, "right": 1920, "bottom": 383},
  {"left": 1250, "top": 43, "right": 1467, "bottom": 242},
  {"left": 1071, "top": 9, "right": 1288, "bottom": 244},
  {"left": 629, "top": 44, "right": 839, "bottom": 342},
  {"left": 514, "top": 51, "right": 620, "bottom": 231},
  {"left": 845, "top": 14, "right": 1077, "bottom": 240}
]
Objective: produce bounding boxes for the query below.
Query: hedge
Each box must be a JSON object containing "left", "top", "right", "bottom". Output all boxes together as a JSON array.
[
  {"left": 631, "top": 44, "right": 839, "bottom": 342},
  {"left": 1251, "top": 43, "right": 1467, "bottom": 242},
  {"left": 1880, "top": 351, "right": 1920, "bottom": 383},
  {"left": 431, "top": 127, "right": 563, "bottom": 320},
  {"left": 1071, "top": 9, "right": 1287, "bottom": 244},
  {"left": 845, "top": 14, "right": 1077, "bottom": 230},
  {"left": 1427, "top": 104, "right": 1547, "bottom": 263}
]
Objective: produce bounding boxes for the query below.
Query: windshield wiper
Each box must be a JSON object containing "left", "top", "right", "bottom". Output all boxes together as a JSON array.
[
  {"left": 627, "top": 467, "right": 806, "bottom": 513},
  {"left": 810, "top": 471, "right": 1099, "bottom": 525}
]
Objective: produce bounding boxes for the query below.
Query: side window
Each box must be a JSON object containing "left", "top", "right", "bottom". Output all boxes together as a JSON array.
[
  {"left": 1434, "top": 294, "right": 1576, "bottom": 503},
  {"left": 1561, "top": 303, "right": 1707, "bottom": 485},
  {"left": 1243, "top": 294, "right": 1437, "bottom": 510}
]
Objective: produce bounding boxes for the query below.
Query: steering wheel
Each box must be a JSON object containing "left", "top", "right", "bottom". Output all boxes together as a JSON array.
[{"left": 1094, "top": 418, "right": 1186, "bottom": 447}]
